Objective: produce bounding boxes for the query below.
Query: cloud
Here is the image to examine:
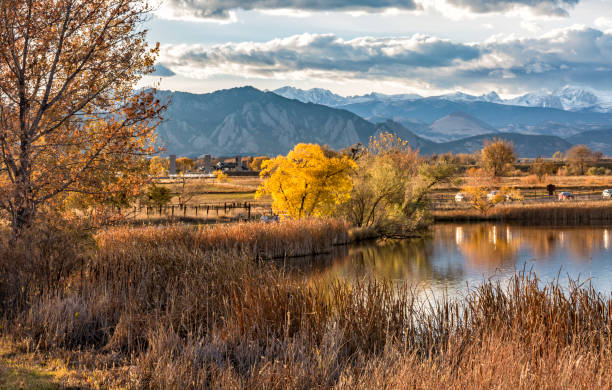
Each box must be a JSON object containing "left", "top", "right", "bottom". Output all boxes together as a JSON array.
[
  {"left": 445, "top": 0, "right": 579, "bottom": 17},
  {"left": 157, "top": 0, "right": 579, "bottom": 20},
  {"left": 159, "top": 0, "right": 419, "bottom": 20},
  {"left": 595, "top": 17, "right": 612, "bottom": 31},
  {"left": 157, "top": 26, "right": 612, "bottom": 93}
]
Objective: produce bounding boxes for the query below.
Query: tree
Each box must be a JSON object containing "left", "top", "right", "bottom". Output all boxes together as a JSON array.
[
  {"left": 149, "top": 157, "right": 169, "bottom": 177},
  {"left": 480, "top": 138, "right": 516, "bottom": 177},
  {"left": 249, "top": 156, "right": 269, "bottom": 171},
  {"left": 146, "top": 185, "right": 172, "bottom": 207},
  {"left": 341, "top": 132, "right": 457, "bottom": 236},
  {"left": 530, "top": 157, "right": 556, "bottom": 182},
  {"left": 176, "top": 157, "right": 194, "bottom": 173},
  {"left": 552, "top": 151, "right": 564, "bottom": 162},
  {"left": 461, "top": 186, "right": 522, "bottom": 215},
  {"left": 0, "top": 0, "right": 165, "bottom": 237},
  {"left": 565, "top": 145, "right": 595, "bottom": 175},
  {"left": 214, "top": 169, "right": 229, "bottom": 183},
  {"left": 256, "top": 143, "right": 356, "bottom": 219}
]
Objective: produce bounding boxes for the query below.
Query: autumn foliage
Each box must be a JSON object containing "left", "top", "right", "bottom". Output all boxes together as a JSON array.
[
  {"left": 256, "top": 143, "right": 356, "bottom": 218},
  {"left": 0, "top": 0, "right": 165, "bottom": 236}
]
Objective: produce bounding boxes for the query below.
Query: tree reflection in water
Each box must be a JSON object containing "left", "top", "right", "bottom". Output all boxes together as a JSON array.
[{"left": 284, "top": 223, "right": 612, "bottom": 296}]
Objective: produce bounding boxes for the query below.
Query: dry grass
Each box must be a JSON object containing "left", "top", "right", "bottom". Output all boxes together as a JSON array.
[
  {"left": 1, "top": 220, "right": 612, "bottom": 388},
  {"left": 434, "top": 200, "right": 612, "bottom": 223}
]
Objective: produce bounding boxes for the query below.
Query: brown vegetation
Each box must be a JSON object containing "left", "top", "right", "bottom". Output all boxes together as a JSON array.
[
  {"left": 1, "top": 221, "right": 612, "bottom": 388},
  {"left": 434, "top": 200, "right": 612, "bottom": 223}
]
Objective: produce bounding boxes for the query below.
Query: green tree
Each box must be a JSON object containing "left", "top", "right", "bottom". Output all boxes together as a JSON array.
[{"left": 146, "top": 185, "right": 173, "bottom": 207}]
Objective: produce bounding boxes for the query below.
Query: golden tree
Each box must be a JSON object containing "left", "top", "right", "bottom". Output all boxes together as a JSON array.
[
  {"left": 148, "top": 156, "right": 169, "bottom": 177},
  {"left": 249, "top": 156, "right": 269, "bottom": 171},
  {"left": 480, "top": 138, "right": 516, "bottom": 177},
  {"left": 0, "top": 0, "right": 165, "bottom": 236},
  {"left": 461, "top": 185, "right": 522, "bottom": 215},
  {"left": 256, "top": 143, "right": 356, "bottom": 219},
  {"left": 176, "top": 157, "right": 194, "bottom": 173}
]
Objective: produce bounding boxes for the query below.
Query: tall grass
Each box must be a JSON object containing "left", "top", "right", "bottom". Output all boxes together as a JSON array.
[
  {"left": 435, "top": 200, "right": 612, "bottom": 224},
  {"left": 98, "top": 218, "right": 350, "bottom": 260},
  {"left": 2, "top": 220, "right": 612, "bottom": 388}
]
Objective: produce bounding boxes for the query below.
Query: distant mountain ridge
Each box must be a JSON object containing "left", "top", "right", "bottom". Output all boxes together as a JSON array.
[
  {"left": 273, "top": 85, "right": 612, "bottom": 113},
  {"left": 272, "top": 86, "right": 422, "bottom": 107},
  {"left": 154, "top": 87, "right": 376, "bottom": 156},
  {"left": 153, "top": 86, "right": 587, "bottom": 158}
]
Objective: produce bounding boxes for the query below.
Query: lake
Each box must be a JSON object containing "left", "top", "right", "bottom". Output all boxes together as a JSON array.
[{"left": 301, "top": 223, "right": 612, "bottom": 299}]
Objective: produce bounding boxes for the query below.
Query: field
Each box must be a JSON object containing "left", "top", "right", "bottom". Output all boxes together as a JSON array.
[
  {"left": 128, "top": 174, "right": 612, "bottom": 225},
  {"left": 1, "top": 220, "right": 612, "bottom": 388}
]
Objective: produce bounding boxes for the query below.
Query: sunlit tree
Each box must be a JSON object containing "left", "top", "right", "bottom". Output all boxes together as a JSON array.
[
  {"left": 256, "top": 144, "right": 356, "bottom": 218},
  {"left": 461, "top": 185, "right": 522, "bottom": 215},
  {"left": 149, "top": 157, "right": 169, "bottom": 177},
  {"left": 249, "top": 156, "right": 269, "bottom": 171},
  {"left": 176, "top": 157, "right": 194, "bottom": 173}
]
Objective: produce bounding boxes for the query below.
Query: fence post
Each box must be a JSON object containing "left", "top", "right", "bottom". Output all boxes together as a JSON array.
[{"left": 248, "top": 204, "right": 251, "bottom": 220}]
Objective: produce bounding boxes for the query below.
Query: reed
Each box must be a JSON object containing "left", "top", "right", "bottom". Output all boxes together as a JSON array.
[
  {"left": 434, "top": 200, "right": 612, "bottom": 224},
  {"left": 97, "top": 218, "right": 350, "bottom": 260},
  {"left": 2, "top": 220, "right": 612, "bottom": 388}
]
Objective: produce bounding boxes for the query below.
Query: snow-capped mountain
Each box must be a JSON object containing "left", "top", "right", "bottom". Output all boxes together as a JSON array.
[
  {"left": 273, "top": 85, "right": 612, "bottom": 113},
  {"left": 272, "top": 86, "right": 347, "bottom": 107},
  {"left": 507, "top": 86, "right": 609, "bottom": 112},
  {"left": 437, "top": 91, "right": 502, "bottom": 104},
  {"left": 272, "top": 86, "right": 421, "bottom": 107}
]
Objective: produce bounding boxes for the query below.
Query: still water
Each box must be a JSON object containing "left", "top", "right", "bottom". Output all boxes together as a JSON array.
[{"left": 304, "top": 223, "right": 612, "bottom": 298}]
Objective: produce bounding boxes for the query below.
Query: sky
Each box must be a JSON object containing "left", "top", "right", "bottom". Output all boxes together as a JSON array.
[{"left": 140, "top": 0, "right": 612, "bottom": 98}]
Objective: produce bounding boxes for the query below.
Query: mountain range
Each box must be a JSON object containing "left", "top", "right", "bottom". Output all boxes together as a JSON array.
[
  {"left": 273, "top": 86, "right": 612, "bottom": 113},
  {"left": 153, "top": 86, "right": 612, "bottom": 158}
]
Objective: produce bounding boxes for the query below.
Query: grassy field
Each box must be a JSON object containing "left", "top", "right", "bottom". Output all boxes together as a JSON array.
[
  {"left": 1, "top": 220, "right": 612, "bottom": 388},
  {"left": 137, "top": 175, "right": 612, "bottom": 225}
]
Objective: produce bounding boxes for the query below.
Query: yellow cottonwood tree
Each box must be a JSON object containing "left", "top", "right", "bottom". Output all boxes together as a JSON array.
[{"left": 256, "top": 144, "right": 356, "bottom": 219}]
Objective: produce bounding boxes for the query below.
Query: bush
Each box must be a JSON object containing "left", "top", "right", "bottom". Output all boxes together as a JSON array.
[{"left": 586, "top": 166, "right": 611, "bottom": 176}]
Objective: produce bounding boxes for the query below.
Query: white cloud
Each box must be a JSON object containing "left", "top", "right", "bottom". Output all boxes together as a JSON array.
[
  {"left": 156, "top": 0, "right": 580, "bottom": 21},
  {"left": 595, "top": 17, "right": 612, "bottom": 32},
  {"left": 157, "top": 26, "right": 612, "bottom": 94}
]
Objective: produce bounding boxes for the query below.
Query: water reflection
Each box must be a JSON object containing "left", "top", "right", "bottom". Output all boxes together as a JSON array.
[{"left": 298, "top": 223, "right": 612, "bottom": 296}]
